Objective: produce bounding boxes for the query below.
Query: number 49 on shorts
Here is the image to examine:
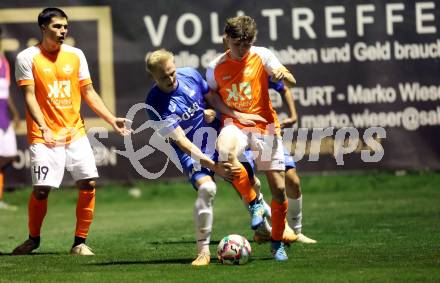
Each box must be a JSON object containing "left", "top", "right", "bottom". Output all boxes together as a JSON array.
[{"left": 33, "top": 165, "right": 49, "bottom": 181}]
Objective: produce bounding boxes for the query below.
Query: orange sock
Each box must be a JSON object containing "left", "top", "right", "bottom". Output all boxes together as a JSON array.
[
  {"left": 232, "top": 164, "right": 257, "bottom": 203},
  {"left": 28, "top": 193, "right": 48, "bottom": 237},
  {"left": 75, "top": 189, "right": 95, "bottom": 238},
  {"left": 271, "top": 199, "right": 288, "bottom": 241},
  {"left": 0, "top": 171, "right": 4, "bottom": 200}
]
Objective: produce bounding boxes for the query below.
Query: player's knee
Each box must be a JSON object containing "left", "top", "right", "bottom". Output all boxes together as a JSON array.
[
  {"left": 198, "top": 181, "right": 217, "bottom": 199},
  {"left": 77, "top": 179, "right": 96, "bottom": 191},
  {"left": 272, "top": 186, "right": 287, "bottom": 203},
  {"left": 217, "top": 148, "right": 236, "bottom": 163},
  {"left": 293, "top": 175, "right": 301, "bottom": 190},
  {"left": 217, "top": 141, "right": 237, "bottom": 163},
  {"left": 33, "top": 187, "right": 50, "bottom": 200}
]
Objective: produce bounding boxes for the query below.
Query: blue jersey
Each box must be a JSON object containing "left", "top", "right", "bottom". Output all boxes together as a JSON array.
[
  {"left": 146, "top": 67, "right": 220, "bottom": 152},
  {"left": 146, "top": 67, "right": 220, "bottom": 188}
]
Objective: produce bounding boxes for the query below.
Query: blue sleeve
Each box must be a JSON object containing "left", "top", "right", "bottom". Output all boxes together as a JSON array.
[{"left": 268, "top": 79, "right": 285, "bottom": 93}]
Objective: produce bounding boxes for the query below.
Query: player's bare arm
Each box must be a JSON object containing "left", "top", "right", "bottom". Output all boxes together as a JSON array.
[
  {"left": 204, "top": 91, "right": 267, "bottom": 125},
  {"left": 279, "top": 85, "right": 298, "bottom": 128},
  {"left": 21, "top": 84, "right": 55, "bottom": 145},
  {"left": 80, "top": 84, "right": 132, "bottom": 136},
  {"left": 168, "top": 126, "right": 240, "bottom": 181}
]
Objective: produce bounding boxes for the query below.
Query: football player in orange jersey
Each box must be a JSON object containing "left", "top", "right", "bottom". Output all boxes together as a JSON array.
[
  {"left": 12, "top": 7, "right": 131, "bottom": 256},
  {"left": 218, "top": 35, "right": 317, "bottom": 245},
  {"left": 252, "top": 79, "right": 317, "bottom": 244},
  {"left": 206, "top": 15, "right": 296, "bottom": 261}
]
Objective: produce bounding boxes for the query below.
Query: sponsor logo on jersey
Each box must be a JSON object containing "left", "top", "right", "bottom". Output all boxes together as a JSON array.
[
  {"left": 48, "top": 80, "right": 71, "bottom": 98},
  {"left": 63, "top": 64, "right": 73, "bottom": 75},
  {"left": 181, "top": 102, "right": 200, "bottom": 121}
]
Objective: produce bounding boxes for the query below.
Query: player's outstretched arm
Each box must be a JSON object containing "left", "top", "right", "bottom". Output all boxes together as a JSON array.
[
  {"left": 81, "top": 84, "right": 131, "bottom": 136},
  {"left": 21, "top": 85, "right": 55, "bottom": 145},
  {"left": 204, "top": 91, "right": 267, "bottom": 126},
  {"left": 169, "top": 126, "right": 240, "bottom": 181}
]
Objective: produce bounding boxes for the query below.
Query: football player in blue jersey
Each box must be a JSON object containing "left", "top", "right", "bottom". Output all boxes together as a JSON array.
[{"left": 145, "top": 49, "right": 264, "bottom": 266}]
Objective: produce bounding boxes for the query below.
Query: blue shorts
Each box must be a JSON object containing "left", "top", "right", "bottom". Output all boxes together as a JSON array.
[
  {"left": 242, "top": 147, "right": 296, "bottom": 179},
  {"left": 176, "top": 147, "right": 217, "bottom": 190},
  {"left": 283, "top": 147, "right": 296, "bottom": 170}
]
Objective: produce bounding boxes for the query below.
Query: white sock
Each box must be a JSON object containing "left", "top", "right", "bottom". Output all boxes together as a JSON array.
[
  {"left": 287, "top": 196, "right": 302, "bottom": 234},
  {"left": 194, "top": 181, "right": 216, "bottom": 254}
]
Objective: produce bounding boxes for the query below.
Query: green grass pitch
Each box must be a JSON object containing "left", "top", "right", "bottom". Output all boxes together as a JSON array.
[{"left": 1, "top": 172, "right": 439, "bottom": 282}]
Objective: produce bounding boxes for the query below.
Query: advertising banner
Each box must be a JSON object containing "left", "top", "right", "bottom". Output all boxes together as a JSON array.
[{"left": 1, "top": 1, "right": 439, "bottom": 186}]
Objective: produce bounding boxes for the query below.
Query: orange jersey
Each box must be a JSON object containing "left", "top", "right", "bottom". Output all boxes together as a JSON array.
[
  {"left": 15, "top": 44, "right": 92, "bottom": 144},
  {"left": 206, "top": 46, "right": 283, "bottom": 135}
]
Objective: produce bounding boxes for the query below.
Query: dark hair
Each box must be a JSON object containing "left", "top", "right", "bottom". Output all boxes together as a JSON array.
[
  {"left": 38, "top": 7, "right": 68, "bottom": 27},
  {"left": 0, "top": 26, "right": 2, "bottom": 36},
  {"left": 224, "top": 16, "right": 257, "bottom": 42}
]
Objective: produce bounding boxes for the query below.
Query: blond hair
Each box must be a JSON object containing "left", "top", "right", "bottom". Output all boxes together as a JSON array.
[{"left": 146, "top": 49, "right": 174, "bottom": 73}]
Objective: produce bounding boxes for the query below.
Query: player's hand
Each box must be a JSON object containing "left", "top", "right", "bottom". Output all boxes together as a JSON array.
[
  {"left": 112, "top": 117, "right": 133, "bottom": 136},
  {"left": 204, "top": 109, "right": 217, "bottom": 124},
  {"left": 271, "top": 69, "right": 287, "bottom": 83},
  {"left": 12, "top": 116, "right": 21, "bottom": 131},
  {"left": 40, "top": 127, "right": 56, "bottom": 147},
  {"left": 236, "top": 113, "right": 267, "bottom": 126},
  {"left": 280, "top": 115, "right": 297, "bottom": 128},
  {"left": 214, "top": 162, "right": 241, "bottom": 181}
]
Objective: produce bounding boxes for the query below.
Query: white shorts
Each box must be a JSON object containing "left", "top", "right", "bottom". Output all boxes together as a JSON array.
[
  {"left": 0, "top": 125, "right": 17, "bottom": 157},
  {"left": 218, "top": 124, "right": 285, "bottom": 171},
  {"left": 30, "top": 136, "right": 99, "bottom": 188}
]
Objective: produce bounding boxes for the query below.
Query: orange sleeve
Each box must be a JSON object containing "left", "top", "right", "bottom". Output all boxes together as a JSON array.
[
  {"left": 79, "top": 78, "right": 92, "bottom": 87},
  {"left": 17, "top": 79, "right": 34, "bottom": 86}
]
